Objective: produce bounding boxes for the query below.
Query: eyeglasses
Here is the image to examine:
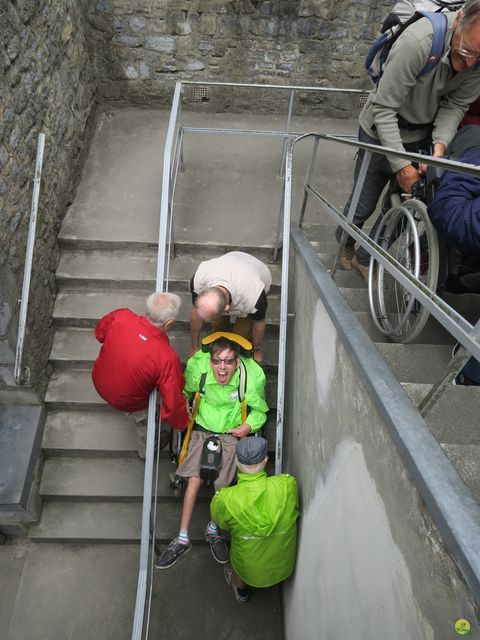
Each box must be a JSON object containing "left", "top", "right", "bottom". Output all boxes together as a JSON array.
[
  {"left": 458, "top": 32, "right": 480, "bottom": 59},
  {"left": 210, "top": 357, "right": 237, "bottom": 365}
]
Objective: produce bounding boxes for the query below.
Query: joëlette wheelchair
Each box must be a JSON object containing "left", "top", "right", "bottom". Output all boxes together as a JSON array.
[{"left": 367, "top": 168, "right": 480, "bottom": 343}]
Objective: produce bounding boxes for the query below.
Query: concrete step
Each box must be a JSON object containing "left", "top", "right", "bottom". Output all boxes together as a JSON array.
[
  {"left": 42, "top": 407, "right": 278, "bottom": 458},
  {"left": 339, "top": 286, "right": 369, "bottom": 312},
  {"left": 355, "top": 311, "right": 456, "bottom": 345},
  {"left": 45, "top": 367, "right": 278, "bottom": 410},
  {"left": 441, "top": 444, "right": 480, "bottom": 502},
  {"left": 330, "top": 269, "right": 365, "bottom": 288},
  {"left": 0, "top": 406, "right": 45, "bottom": 528},
  {"left": 39, "top": 455, "right": 212, "bottom": 502},
  {"left": 375, "top": 343, "right": 452, "bottom": 384},
  {"left": 42, "top": 409, "right": 137, "bottom": 457},
  {"left": 56, "top": 248, "right": 282, "bottom": 292},
  {"left": 28, "top": 500, "right": 210, "bottom": 543},
  {"left": 52, "top": 289, "right": 280, "bottom": 329},
  {"left": 49, "top": 326, "right": 279, "bottom": 372},
  {"left": 400, "top": 383, "right": 480, "bottom": 445}
]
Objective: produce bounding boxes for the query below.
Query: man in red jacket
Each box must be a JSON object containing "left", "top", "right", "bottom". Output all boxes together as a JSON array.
[{"left": 92, "top": 292, "right": 189, "bottom": 458}]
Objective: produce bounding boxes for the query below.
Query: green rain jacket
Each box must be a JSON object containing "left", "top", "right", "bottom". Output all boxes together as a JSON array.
[
  {"left": 210, "top": 470, "right": 299, "bottom": 587},
  {"left": 183, "top": 351, "right": 268, "bottom": 433}
]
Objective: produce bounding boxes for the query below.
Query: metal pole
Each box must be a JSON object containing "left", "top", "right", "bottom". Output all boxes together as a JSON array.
[
  {"left": 14, "top": 132, "right": 46, "bottom": 386},
  {"left": 298, "top": 137, "right": 320, "bottom": 229},
  {"left": 331, "top": 149, "right": 371, "bottom": 278},
  {"left": 273, "top": 184, "right": 285, "bottom": 263},
  {"left": 275, "top": 140, "right": 294, "bottom": 475},
  {"left": 279, "top": 90, "right": 295, "bottom": 177}
]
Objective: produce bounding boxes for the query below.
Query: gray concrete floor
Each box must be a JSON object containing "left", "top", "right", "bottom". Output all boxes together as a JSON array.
[
  {"left": 1, "top": 105, "right": 357, "bottom": 639},
  {"left": 61, "top": 107, "right": 357, "bottom": 247}
]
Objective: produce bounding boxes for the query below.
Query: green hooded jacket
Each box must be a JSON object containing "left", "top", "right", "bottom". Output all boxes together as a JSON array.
[
  {"left": 210, "top": 470, "right": 299, "bottom": 588},
  {"left": 183, "top": 351, "right": 268, "bottom": 433}
]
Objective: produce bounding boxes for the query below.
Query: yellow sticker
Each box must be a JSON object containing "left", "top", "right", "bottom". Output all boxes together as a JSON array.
[{"left": 454, "top": 619, "right": 471, "bottom": 635}]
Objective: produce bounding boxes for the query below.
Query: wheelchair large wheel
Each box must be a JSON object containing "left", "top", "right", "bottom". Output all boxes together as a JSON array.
[{"left": 368, "top": 199, "right": 439, "bottom": 343}]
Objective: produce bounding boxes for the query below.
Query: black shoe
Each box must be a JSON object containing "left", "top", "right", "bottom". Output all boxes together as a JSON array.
[
  {"left": 155, "top": 538, "right": 192, "bottom": 569},
  {"left": 205, "top": 525, "right": 229, "bottom": 564},
  {"left": 224, "top": 565, "right": 250, "bottom": 603}
]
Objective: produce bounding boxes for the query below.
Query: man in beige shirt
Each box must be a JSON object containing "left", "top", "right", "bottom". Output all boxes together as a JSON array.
[{"left": 189, "top": 251, "right": 272, "bottom": 363}]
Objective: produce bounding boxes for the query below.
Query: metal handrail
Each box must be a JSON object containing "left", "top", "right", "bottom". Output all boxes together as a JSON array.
[
  {"left": 131, "top": 82, "right": 183, "bottom": 640},
  {"left": 286, "top": 133, "right": 480, "bottom": 414},
  {"left": 285, "top": 136, "right": 480, "bottom": 602},
  {"left": 131, "top": 80, "right": 362, "bottom": 635},
  {"left": 14, "top": 132, "right": 46, "bottom": 386}
]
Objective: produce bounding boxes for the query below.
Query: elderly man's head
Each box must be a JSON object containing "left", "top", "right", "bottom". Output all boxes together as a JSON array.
[
  {"left": 195, "top": 287, "right": 229, "bottom": 322},
  {"left": 451, "top": 0, "right": 480, "bottom": 72},
  {"left": 236, "top": 437, "right": 268, "bottom": 474},
  {"left": 209, "top": 337, "right": 240, "bottom": 385},
  {"left": 145, "top": 292, "right": 181, "bottom": 330}
]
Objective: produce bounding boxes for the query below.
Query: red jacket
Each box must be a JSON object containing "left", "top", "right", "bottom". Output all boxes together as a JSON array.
[{"left": 92, "top": 308, "right": 188, "bottom": 430}]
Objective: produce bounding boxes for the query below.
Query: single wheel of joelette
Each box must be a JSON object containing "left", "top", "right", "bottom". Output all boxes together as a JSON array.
[{"left": 368, "top": 199, "right": 439, "bottom": 343}]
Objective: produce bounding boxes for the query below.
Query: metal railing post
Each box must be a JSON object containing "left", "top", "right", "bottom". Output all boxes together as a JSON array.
[
  {"left": 14, "top": 132, "right": 46, "bottom": 386},
  {"left": 279, "top": 90, "right": 295, "bottom": 177}
]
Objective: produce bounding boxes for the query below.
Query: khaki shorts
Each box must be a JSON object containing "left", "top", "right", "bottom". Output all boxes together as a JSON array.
[{"left": 176, "top": 430, "right": 239, "bottom": 492}]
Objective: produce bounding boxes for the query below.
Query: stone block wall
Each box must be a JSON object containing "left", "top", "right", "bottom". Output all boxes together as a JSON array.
[
  {"left": 88, "top": 0, "right": 392, "bottom": 114},
  {"left": 0, "top": 0, "right": 97, "bottom": 396}
]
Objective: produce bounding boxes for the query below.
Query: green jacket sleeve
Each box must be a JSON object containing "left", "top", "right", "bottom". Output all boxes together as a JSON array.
[{"left": 244, "top": 360, "right": 268, "bottom": 433}]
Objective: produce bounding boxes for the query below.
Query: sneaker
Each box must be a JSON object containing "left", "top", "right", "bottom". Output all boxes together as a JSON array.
[
  {"left": 205, "top": 525, "right": 229, "bottom": 564},
  {"left": 351, "top": 254, "right": 370, "bottom": 286},
  {"left": 224, "top": 565, "right": 250, "bottom": 604},
  {"left": 155, "top": 537, "right": 192, "bottom": 569},
  {"left": 339, "top": 244, "right": 355, "bottom": 271}
]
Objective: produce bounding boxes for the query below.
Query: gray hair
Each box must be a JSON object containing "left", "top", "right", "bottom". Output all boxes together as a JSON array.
[
  {"left": 459, "top": 0, "right": 480, "bottom": 30},
  {"left": 145, "top": 292, "right": 181, "bottom": 326},
  {"left": 236, "top": 456, "right": 268, "bottom": 475},
  {"left": 196, "top": 287, "right": 229, "bottom": 316}
]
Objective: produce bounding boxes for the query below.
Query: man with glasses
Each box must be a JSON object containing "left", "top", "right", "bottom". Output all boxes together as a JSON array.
[
  {"left": 156, "top": 334, "right": 268, "bottom": 569},
  {"left": 337, "top": 0, "right": 480, "bottom": 283}
]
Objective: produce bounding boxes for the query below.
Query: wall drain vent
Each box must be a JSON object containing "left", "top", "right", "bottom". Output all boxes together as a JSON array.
[
  {"left": 354, "top": 93, "right": 369, "bottom": 110},
  {"left": 191, "top": 86, "right": 209, "bottom": 102}
]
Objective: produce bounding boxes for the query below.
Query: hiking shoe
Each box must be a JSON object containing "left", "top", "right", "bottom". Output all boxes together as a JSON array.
[
  {"left": 205, "top": 526, "right": 229, "bottom": 564},
  {"left": 340, "top": 244, "right": 355, "bottom": 271},
  {"left": 224, "top": 565, "right": 250, "bottom": 604},
  {"left": 351, "top": 254, "right": 371, "bottom": 286},
  {"left": 339, "top": 244, "right": 355, "bottom": 271},
  {"left": 155, "top": 537, "right": 192, "bottom": 569}
]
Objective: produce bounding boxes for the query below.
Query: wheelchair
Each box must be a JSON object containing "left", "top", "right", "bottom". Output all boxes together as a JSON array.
[{"left": 367, "top": 171, "right": 445, "bottom": 343}]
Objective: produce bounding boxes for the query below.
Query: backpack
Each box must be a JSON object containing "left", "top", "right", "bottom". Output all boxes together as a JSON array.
[{"left": 365, "top": 0, "right": 463, "bottom": 85}]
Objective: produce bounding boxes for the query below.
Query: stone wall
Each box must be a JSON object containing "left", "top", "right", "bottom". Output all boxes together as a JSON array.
[
  {"left": 0, "top": 0, "right": 97, "bottom": 396},
  {"left": 88, "top": 0, "right": 392, "bottom": 114}
]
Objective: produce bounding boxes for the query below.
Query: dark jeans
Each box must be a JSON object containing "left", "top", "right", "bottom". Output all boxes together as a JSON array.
[{"left": 336, "top": 127, "right": 430, "bottom": 265}]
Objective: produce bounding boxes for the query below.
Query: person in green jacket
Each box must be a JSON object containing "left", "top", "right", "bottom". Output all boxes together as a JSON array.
[
  {"left": 156, "top": 333, "right": 268, "bottom": 570},
  {"left": 211, "top": 437, "right": 299, "bottom": 603}
]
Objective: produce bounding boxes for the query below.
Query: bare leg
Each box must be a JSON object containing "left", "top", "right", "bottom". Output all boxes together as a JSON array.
[{"left": 180, "top": 476, "right": 202, "bottom": 532}]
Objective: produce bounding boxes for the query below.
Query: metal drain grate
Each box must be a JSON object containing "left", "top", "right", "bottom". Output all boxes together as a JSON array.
[
  {"left": 191, "top": 85, "right": 209, "bottom": 102},
  {"left": 354, "top": 93, "right": 369, "bottom": 110}
]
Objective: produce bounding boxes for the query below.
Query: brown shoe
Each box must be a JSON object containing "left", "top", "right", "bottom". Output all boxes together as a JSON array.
[
  {"left": 351, "top": 254, "right": 370, "bottom": 286},
  {"left": 339, "top": 245, "right": 355, "bottom": 271}
]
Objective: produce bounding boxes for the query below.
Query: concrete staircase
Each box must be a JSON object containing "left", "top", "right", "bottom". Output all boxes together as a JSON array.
[
  {"left": 31, "top": 242, "right": 281, "bottom": 545},
  {"left": 303, "top": 221, "right": 480, "bottom": 503}
]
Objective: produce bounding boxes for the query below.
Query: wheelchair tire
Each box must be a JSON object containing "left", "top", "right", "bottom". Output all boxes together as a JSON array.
[{"left": 368, "top": 199, "right": 439, "bottom": 343}]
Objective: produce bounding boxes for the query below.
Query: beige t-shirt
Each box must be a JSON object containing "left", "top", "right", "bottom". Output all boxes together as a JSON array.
[{"left": 193, "top": 251, "right": 272, "bottom": 318}]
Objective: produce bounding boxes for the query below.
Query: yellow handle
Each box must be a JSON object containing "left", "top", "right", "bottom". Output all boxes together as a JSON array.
[{"left": 178, "top": 393, "right": 201, "bottom": 465}]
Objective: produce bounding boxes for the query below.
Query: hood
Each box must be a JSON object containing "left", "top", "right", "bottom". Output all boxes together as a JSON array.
[{"left": 229, "top": 472, "right": 289, "bottom": 537}]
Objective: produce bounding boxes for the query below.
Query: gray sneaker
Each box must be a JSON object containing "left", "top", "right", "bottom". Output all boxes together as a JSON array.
[
  {"left": 205, "top": 526, "right": 229, "bottom": 564},
  {"left": 155, "top": 537, "right": 192, "bottom": 569},
  {"left": 224, "top": 565, "right": 250, "bottom": 604}
]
